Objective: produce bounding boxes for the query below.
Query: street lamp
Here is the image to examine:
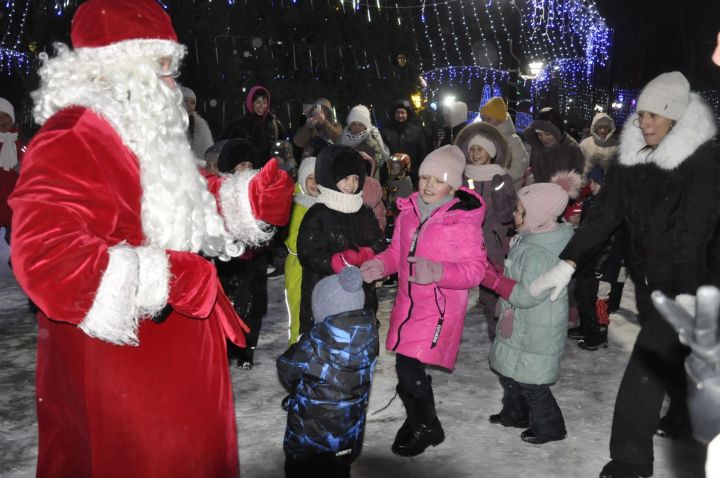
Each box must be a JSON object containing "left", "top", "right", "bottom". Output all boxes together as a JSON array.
[{"left": 529, "top": 61, "right": 545, "bottom": 78}]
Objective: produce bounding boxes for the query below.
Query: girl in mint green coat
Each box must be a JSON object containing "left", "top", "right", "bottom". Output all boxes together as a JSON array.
[{"left": 481, "top": 172, "right": 580, "bottom": 445}]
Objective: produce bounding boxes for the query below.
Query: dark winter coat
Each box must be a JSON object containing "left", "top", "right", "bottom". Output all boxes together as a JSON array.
[
  {"left": 455, "top": 121, "right": 517, "bottom": 269},
  {"left": 561, "top": 93, "right": 720, "bottom": 296},
  {"left": 220, "top": 113, "right": 285, "bottom": 165},
  {"left": 216, "top": 248, "right": 269, "bottom": 348},
  {"left": 574, "top": 194, "right": 624, "bottom": 282},
  {"left": 297, "top": 204, "right": 386, "bottom": 329},
  {"left": 524, "top": 129, "right": 586, "bottom": 183},
  {"left": 277, "top": 308, "right": 379, "bottom": 461},
  {"left": 381, "top": 116, "right": 428, "bottom": 185}
]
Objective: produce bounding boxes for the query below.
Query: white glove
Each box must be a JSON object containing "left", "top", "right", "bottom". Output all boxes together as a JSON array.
[
  {"left": 676, "top": 294, "right": 697, "bottom": 317},
  {"left": 529, "top": 260, "right": 575, "bottom": 302},
  {"left": 598, "top": 281, "right": 612, "bottom": 299}
]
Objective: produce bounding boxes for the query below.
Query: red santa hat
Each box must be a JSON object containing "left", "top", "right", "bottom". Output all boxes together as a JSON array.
[{"left": 71, "top": 0, "right": 178, "bottom": 49}]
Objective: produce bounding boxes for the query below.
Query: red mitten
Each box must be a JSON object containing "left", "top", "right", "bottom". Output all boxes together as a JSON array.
[
  {"left": 167, "top": 251, "right": 219, "bottom": 319},
  {"left": 342, "top": 248, "right": 362, "bottom": 266},
  {"left": 248, "top": 158, "right": 295, "bottom": 226},
  {"left": 331, "top": 253, "right": 347, "bottom": 273},
  {"left": 357, "top": 246, "right": 376, "bottom": 263},
  {"left": 481, "top": 265, "right": 517, "bottom": 300}
]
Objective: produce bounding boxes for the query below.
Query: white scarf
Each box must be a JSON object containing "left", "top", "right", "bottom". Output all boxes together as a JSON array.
[
  {"left": 340, "top": 127, "right": 371, "bottom": 147},
  {"left": 464, "top": 163, "right": 506, "bottom": 182},
  {"left": 317, "top": 185, "right": 363, "bottom": 213},
  {"left": 0, "top": 132, "right": 18, "bottom": 171}
]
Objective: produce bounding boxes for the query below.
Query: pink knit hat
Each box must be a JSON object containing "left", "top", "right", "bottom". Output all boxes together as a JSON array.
[
  {"left": 518, "top": 171, "right": 581, "bottom": 233},
  {"left": 418, "top": 144, "right": 466, "bottom": 190}
]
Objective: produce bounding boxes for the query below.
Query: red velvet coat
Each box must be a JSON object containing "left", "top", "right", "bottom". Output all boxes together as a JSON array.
[{"left": 9, "top": 107, "right": 248, "bottom": 477}]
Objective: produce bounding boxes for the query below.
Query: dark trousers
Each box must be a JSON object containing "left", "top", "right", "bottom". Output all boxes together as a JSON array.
[
  {"left": 285, "top": 453, "right": 351, "bottom": 478},
  {"left": 478, "top": 285, "right": 499, "bottom": 341},
  {"left": 396, "top": 353, "right": 430, "bottom": 396},
  {"left": 498, "top": 374, "right": 566, "bottom": 439},
  {"left": 609, "top": 285, "right": 690, "bottom": 465},
  {"left": 575, "top": 276, "right": 600, "bottom": 324}
]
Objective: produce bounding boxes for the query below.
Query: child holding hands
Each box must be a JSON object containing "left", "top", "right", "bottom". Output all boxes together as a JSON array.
[{"left": 361, "top": 144, "right": 487, "bottom": 457}]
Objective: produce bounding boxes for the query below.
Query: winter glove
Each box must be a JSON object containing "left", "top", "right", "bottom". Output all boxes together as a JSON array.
[
  {"left": 360, "top": 258, "right": 385, "bottom": 283},
  {"left": 597, "top": 280, "right": 612, "bottom": 299},
  {"left": 529, "top": 260, "right": 575, "bottom": 301},
  {"left": 167, "top": 250, "right": 219, "bottom": 319},
  {"left": 481, "top": 265, "right": 517, "bottom": 301},
  {"left": 652, "top": 286, "right": 720, "bottom": 444},
  {"left": 407, "top": 256, "right": 443, "bottom": 284},
  {"left": 357, "top": 246, "right": 376, "bottom": 263},
  {"left": 248, "top": 158, "right": 295, "bottom": 227}
]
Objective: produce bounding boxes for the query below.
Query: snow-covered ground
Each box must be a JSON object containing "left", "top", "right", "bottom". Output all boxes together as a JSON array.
[{"left": 0, "top": 233, "right": 705, "bottom": 477}]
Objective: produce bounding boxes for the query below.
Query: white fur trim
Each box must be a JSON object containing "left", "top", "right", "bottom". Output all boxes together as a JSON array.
[
  {"left": 135, "top": 246, "right": 170, "bottom": 316},
  {"left": 218, "top": 170, "right": 275, "bottom": 247},
  {"left": 79, "top": 244, "right": 141, "bottom": 346},
  {"left": 619, "top": 93, "right": 717, "bottom": 170}
]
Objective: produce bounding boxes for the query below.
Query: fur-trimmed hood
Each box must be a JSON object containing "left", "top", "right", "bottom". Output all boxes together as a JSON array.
[
  {"left": 454, "top": 121, "right": 510, "bottom": 169},
  {"left": 590, "top": 113, "right": 618, "bottom": 147},
  {"left": 619, "top": 93, "right": 717, "bottom": 170}
]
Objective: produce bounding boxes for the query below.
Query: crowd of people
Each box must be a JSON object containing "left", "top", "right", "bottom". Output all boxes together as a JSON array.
[{"left": 2, "top": 1, "right": 720, "bottom": 477}]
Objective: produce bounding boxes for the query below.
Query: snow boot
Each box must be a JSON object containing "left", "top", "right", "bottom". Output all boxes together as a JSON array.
[
  {"left": 392, "top": 380, "right": 445, "bottom": 457},
  {"left": 598, "top": 460, "right": 653, "bottom": 478},
  {"left": 520, "top": 428, "right": 567, "bottom": 444},
  {"left": 237, "top": 347, "right": 255, "bottom": 369},
  {"left": 568, "top": 314, "right": 593, "bottom": 339},
  {"left": 489, "top": 411, "right": 530, "bottom": 428},
  {"left": 578, "top": 326, "right": 608, "bottom": 350}
]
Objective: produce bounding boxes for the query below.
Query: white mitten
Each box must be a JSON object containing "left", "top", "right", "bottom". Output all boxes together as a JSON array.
[
  {"left": 597, "top": 281, "right": 612, "bottom": 299},
  {"left": 529, "top": 261, "right": 575, "bottom": 302}
]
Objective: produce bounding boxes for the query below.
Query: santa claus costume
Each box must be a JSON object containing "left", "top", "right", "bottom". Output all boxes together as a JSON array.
[{"left": 9, "top": 1, "right": 293, "bottom": 477}]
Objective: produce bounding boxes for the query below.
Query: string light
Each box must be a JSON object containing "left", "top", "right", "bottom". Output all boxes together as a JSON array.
[{"left": 0, "top": 0, "right": 31, "bottom": 75}]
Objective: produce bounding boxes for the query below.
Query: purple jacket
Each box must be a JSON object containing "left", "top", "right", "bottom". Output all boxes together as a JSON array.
[{"left": 376, "top": 188, "right": 487, "bottom": 369}]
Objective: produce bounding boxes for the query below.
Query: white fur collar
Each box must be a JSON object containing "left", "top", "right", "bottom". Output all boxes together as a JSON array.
[{"left": 619, "top": 93, "right": 717, "bottom": 170}]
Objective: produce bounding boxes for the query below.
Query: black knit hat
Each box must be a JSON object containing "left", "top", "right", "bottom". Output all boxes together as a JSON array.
[
  {"left": 314, "top": 144, "right": 366, "bottom": 192},
  {"left": 217, "top": 139, "right": 261, "bottom": 173}
]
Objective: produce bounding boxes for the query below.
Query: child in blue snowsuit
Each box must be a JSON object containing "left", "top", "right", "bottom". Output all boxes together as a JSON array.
[{"left": 277, "top": 266, "right": 379, "bottom": 478}]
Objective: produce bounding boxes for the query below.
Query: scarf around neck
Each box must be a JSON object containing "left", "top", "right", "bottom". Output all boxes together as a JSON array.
[
  {"left": 0, "top": 132, "right": 18, "bottom": 170},
  {"left": 317, "top": 185, "right": 363, "bottom": 213},
  {"left": 417, "top": 193, "right": 454, "bottom": 222},
  {"left": 464, "top": 163, "right": 506, "bottom": 182}
]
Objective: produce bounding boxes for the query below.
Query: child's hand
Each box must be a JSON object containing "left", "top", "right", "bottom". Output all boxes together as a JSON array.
[
  {"left": 360, "top": 258, "right": 385, "bottom": 283},
  {"left": 408, "top": 256, "right": 442, "bottom": 284}
]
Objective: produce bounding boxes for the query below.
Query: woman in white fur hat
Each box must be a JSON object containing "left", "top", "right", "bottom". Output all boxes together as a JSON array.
[
  {"left": 531, "top": 71, "right": 720, "bottom": 478},
  {"left": 339, "top": 104, "right": 390, "bottom": 179}
]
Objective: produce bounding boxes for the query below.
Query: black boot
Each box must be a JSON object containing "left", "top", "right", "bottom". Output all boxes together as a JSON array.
[
  {"left": 568, "top": 315, "right": 593, "bottom": 339},
  {"left": 237, "top": 347, "right": 255, "bottom": 369},
  {"left": 520, "top": 428, "right": 566, "bottom": 444},
  {"left": 598, "top": 460, "right": 653, "bottom": 478},
  {"left": 578, "top": 326, "right": 608, "bottom": 351},
  {"left": 489, "top": 411, "right": 529, "bottom": 428},
  {"left": 392, "top": 380, "right": 445, "bottom": 457}
]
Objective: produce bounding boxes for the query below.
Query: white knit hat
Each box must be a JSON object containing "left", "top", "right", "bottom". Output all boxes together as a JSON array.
[
  {"left": 346, "top": 105, "right": 372, "bottom": 129},
  {"left": 468, "top": 134, "right": 497, "bottom": 159},
  {"left": 0, "top": 98, "right": 15, "bottom": 123},
  {"left": 419, "top": 144, "right": 466, "bottom": 190},
  {"left": 636, "top": 72, "right": 690, "bottom": 121},
  {"left": 180, "top": 86, "right": 196, "bottom": 101},
  {"left": 297, "top": 156, "right": 316, "bottom": 195}
]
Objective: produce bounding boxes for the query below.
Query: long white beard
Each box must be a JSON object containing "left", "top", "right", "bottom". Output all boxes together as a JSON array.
[{"left": 32, "top": 40, "right": 241, "bottom": 259}]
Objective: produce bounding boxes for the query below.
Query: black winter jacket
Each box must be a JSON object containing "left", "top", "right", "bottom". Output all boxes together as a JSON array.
[
  {"left": 220, "top": 113, "right": 285, "bottom": 164},
  {"left": 574, "top": 194, "right": 625, "bottom": 282},
  {"left": 297, "top": 204, "right": 386, "bottom": 333},
  {"left": 525, "top": 131, "right": 586, "bottom": 183},
  {"left": 561, "top": 94, "right": 720, "bottom": 296},
  {"left": 277, "top": 308, "right": 379, "bottom": 461},
  {"left": 381, "top": 119, "right": 428, "bottom": 185}
]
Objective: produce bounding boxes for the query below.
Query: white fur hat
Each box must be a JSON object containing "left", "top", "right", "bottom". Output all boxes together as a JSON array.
[
  {"left": 180, "top": 86, "right": 196, "bottom": 101},
  {"left": 0, "top": 97, "right": 15, "bottom": 123},
  {"left": 346, "top": 105, "right": 372, "bottom": 128},
  {"left": 636, "top": 72, "right": 690, "bottom": 121}
]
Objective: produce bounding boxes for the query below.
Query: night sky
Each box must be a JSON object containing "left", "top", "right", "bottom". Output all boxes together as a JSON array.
[{"left": 596, "top": 0, "right": 720, "bottom": 89}]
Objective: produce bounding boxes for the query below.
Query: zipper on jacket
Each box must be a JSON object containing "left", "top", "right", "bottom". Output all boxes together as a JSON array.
[
  {"left": 430, "top": 287, "right": 447, "bottom": 349},
  {"left": 392, "top": 216, "right": 428, "bottom": 352}
]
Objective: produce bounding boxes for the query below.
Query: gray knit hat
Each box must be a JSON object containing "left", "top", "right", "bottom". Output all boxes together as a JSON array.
[{"left": 312, "top": 266, "right": 365, "bottom": 322}]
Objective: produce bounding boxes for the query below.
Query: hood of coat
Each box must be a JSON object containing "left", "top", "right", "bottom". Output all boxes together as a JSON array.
[
  {"left": 454, "top": 121, "right": 510, "bottom": 169},
  {"left": 397, "top": 187, "right": 485, "bottom": 225},
  {"left": 245, "top": 85, "right": 271, "bottom": 119},
  {"left": 312, "top": 309, "right": 378, "bottom": 365},
  {"left": 619, "top": 93, "right": 717, "bottom": 170},
  {"left": 515, "top": 222, "right": 574, "bottom": 255},
  {"left": 590, "top": 113, "right": 618, "bottom": 147},
  {"left": 524, "top": 127, "right": 578, "bottom": 152}
]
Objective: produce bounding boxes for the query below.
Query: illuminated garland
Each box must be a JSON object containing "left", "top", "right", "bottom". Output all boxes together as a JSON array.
[{"left": 0, "top": 0, "right": 31, "bottom": 75}]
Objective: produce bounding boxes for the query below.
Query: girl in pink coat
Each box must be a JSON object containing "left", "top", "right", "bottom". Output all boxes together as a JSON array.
[{"left": 361, "top": 144, "right": 487, "bottom": 457}]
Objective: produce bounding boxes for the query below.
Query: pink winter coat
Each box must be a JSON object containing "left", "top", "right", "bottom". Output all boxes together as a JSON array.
[{"left": 376, "top": 187, "right": 487, "bottom": 369}]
